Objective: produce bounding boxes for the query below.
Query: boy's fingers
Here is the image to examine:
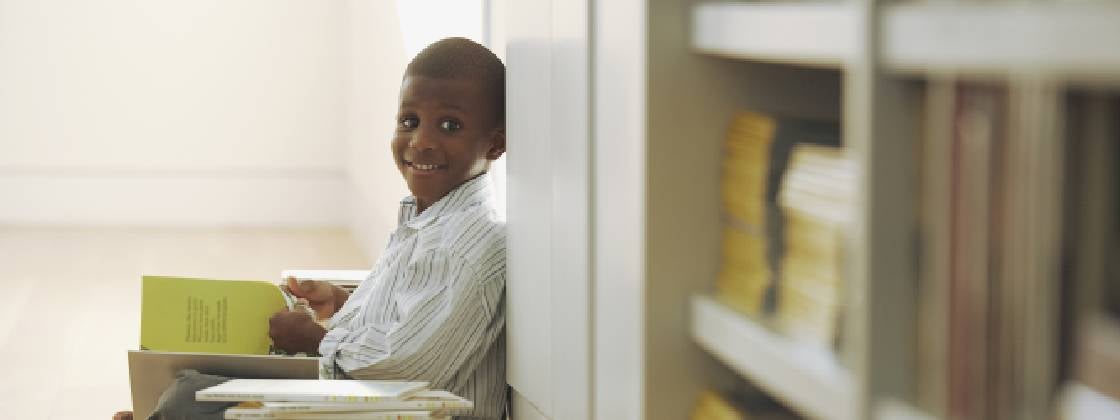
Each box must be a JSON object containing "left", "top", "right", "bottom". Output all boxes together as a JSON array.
[{"left": 286, "top": 277, "right": 305, "bottom": 296}]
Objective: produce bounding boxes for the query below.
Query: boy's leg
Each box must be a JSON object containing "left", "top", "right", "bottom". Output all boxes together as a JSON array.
[{"left": 146, "top": 369, "right": 236, "bottom": 420}]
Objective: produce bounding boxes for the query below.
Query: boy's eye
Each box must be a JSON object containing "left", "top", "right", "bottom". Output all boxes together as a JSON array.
[
  {"left": 439, "top": 120, "right": 462, "bottom": 132},
  {"left": 399, "top": 117, "right": 419, "bottom": 129}
]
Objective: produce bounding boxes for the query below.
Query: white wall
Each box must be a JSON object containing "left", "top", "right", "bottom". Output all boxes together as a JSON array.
[
  {"left": 342, "top": 0, "right": 489, "bottom": 261},
  {"left": 0, "top": 0, "right": 494, "bottom": 263},
  {"left": 593, "top": 0, "right": 647, "bottom": 418},
  {"left": 0, "top": 0, "right": 355, "bottom": 226},
  {"left": 342, "top": 0, "right": 410, "bottom": 261},
  {"left": 505, "top": 0, "right": 593, "bottom": 419}
]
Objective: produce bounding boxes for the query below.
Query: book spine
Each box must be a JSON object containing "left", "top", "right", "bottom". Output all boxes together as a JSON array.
[{"left": 267, "top": 401, "right": 473, "bottom": 412}]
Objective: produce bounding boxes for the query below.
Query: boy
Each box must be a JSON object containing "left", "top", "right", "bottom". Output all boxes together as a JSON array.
[
  {"left": 272, "top": 36, "right": 508, "bottom": 419},
  {"left": 122, "top": 37, "right": 508, "bottom": 420}
]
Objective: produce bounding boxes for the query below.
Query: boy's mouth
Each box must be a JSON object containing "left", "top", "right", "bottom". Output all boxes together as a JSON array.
[{"left": 404, "top": 160, "right": 447, "bottom": 173}]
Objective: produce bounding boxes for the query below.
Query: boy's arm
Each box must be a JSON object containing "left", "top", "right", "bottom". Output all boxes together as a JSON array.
[{"left": 318, "top": 257, "right": 504, "bottom": 387}]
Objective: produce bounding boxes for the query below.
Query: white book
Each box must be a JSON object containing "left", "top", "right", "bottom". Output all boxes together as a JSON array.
[
  {"left": 197, "top": 379, "right": 428, "bottom": 403},
  {"left": 225, "top": 407, "right": 444, "bottom": 420},
  {"left": 282, "top": 412, "right": 445, "bottom": 420},
  {"left": 261, "top": 390, "right": 473, "bottom": 413},
  {"left": 224, "top": 407, "right": 275, "bottom": 419}
]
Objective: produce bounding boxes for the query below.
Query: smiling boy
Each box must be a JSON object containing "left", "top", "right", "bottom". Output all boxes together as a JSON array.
[
  {"left": 272, "top": 37, "right": 508, "bottom": 420},
  {"left": 120, "top": 37, "right": 508, "bottom": 420}
]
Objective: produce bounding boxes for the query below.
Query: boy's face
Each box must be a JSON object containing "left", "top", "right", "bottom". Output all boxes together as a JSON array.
[{"left": 392, "top": 75, "right": 505, "bottom": 210}]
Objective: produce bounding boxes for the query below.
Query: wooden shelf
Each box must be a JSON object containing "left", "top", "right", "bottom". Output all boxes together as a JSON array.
[
  {"left": 691, "top": 2, "right": 855, "bottom": 68},
  {"left": 883, "top": 2, "right": 1120, "bottom": 80},
  {"left": 693, "top": 1, "right": 1120, "bottom": 80},
  {"left": 1060, "top": 383, "right": 1120, "bottom": 420},
  {"left": 690, "top": 295, "right": 854, "bottom": 420}
]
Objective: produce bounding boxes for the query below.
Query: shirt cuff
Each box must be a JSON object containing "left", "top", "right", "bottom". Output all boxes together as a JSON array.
[{"left": 318, "top": 327, "right": 350, "bottom": 379}]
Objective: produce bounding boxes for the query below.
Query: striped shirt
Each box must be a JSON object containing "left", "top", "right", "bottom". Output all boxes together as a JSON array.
[{"left": 319, "top": 174, "right": 506, "bottom": 420}]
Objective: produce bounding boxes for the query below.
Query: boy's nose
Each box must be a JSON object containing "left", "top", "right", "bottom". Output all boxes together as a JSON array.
[{"left": 408, "top": 125, "right": 438, "bottom": 151}]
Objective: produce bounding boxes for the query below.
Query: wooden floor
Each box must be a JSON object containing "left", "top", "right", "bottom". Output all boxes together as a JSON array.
[{"left": 0, "top": 227, "right": 369, "bottom": 419}]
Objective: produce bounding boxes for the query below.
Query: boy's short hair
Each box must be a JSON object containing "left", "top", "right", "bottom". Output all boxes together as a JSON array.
[{"left": 405, "top": 37, "right": 505, "bottom": 124}]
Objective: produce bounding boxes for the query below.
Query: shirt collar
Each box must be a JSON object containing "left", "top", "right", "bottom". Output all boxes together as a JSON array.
[{"left": 398, "top": 173, "right": 494, "bottom": 230}]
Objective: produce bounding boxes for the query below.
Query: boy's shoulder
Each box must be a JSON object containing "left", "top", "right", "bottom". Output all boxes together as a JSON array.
[{"left": 425, "top": 201, "right": 506, "bottom": 262}]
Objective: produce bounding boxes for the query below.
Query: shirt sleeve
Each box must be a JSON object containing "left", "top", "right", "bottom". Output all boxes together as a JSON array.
[{"left": 317, "top": 253, "right": 505, "bottom": 388}]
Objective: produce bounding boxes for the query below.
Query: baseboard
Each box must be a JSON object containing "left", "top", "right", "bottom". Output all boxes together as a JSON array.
[{"left": 0, "top": 168, "right": 349, "bottom": 226}]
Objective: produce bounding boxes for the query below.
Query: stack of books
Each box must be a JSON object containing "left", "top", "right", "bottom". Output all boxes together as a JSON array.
[
  {"left": 774, "top": 144, "right": 854, "bottom": 350},
  {"left": 689, "top": 389, "right": 800, "bottom": 420},
  {"left": 716, "top": 111, "right": 778, "bottom": 317},
  {"left": 715, "top": 110, "right": 844, "bottom": 333},
  {"left": 197, "top": 379, "right": 473, "bottom": 420}
]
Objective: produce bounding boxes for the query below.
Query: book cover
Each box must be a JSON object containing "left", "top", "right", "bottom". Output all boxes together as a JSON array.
[
  {"left": 197, "top": 379, "right": 429, "bottom": 403},
  {"left": 141, "top": 275, "right": 292, "bottom": 355}
]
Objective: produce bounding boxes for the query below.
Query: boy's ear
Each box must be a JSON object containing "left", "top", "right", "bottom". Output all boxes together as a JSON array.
[{"left": 486, "top": 128, "right": 506, "bottom": 160}]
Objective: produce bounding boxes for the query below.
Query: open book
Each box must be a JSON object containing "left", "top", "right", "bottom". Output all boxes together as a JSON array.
[{"left": 140, "top": 275, "right": 301, "bottom": 355}]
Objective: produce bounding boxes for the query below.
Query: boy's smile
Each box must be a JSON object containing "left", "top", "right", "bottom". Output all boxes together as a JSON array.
[{"left": 392, "top": 75, "right": 505, "bottom": 212}]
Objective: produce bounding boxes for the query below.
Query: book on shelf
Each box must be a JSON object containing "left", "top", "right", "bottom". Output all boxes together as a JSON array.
[
  {"left": 1060, "top": 93, "right": 1120, "bottom": 419},
  {"left": 689, "top": 389, "right": 800, "bottom": 420},
  {"left": 950, "top": 84, "right": 1003, "bottom": 420},
  {"left": 141, "top": 275, "right": 316, "bottom": 355},
  {"left": 915, "top": 83, "right": 1120, "bottom": 420},
  {"left": 774, "top": 144, "right": 853, "bottom": 350},
  {"left": 716, "top": 111, "right": 777, "bottom": 317},
  {"left": 715, "top": 110, "right": 841, "bottom": 321}
]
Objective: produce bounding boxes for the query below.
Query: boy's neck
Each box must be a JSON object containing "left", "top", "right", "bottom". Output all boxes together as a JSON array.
[{"left": 413, "top": 171, "right": 488, "bottom": 214}]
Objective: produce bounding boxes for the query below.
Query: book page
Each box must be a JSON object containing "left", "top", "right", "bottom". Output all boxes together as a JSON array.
[{"left": 140, "top": 276, "right": 288, "bottom": 354}]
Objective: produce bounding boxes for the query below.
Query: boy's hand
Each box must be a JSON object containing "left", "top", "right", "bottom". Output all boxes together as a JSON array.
[
  {"left": 268, "top": 309, "right": 328, "bottom": 355},
  {"left": 282, "top": 277, "right": 348, "bottom": 320}
]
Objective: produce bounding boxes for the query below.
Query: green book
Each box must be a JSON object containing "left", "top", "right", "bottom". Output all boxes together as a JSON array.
[{"left": 140, "top": 275, "right": 294, "bottom": 355}]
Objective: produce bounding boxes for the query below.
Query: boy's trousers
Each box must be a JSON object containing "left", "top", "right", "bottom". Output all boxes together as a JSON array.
[{"left": 146, "top": 369, "right": 234, "bottom": 420}]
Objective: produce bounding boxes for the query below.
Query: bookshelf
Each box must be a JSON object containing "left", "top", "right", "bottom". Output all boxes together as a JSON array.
[
  {"left": 504, "top": 0, "right": 1120, "bottom": 419},
  {"left": 504, "top": 0, "right": 1120, "bottom": 418},
  {"left": 679, "top": 1, "right": 1120, "bottom": 420}
]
